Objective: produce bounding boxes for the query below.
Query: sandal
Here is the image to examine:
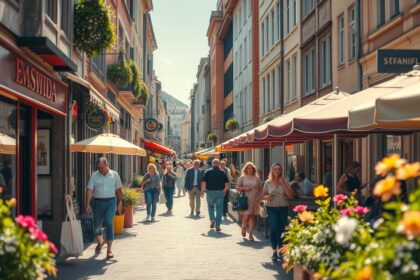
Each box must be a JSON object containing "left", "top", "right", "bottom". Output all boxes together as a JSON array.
[
  {"left": 95, "top": 241, "right": 105, "bottom": 253},
  {"left": 241, "top": 227, "right": 246, "bottom": 237},
  {"left": 249, "top": 235, "right": 255, "bottom": 241},
  {"left": 106, "top": 251, "right": 114, "bottom": 259}
]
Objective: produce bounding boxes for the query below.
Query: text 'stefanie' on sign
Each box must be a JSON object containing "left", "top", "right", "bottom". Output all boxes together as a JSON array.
[{"left": 377, "top": 49, "right": 420, "bottom": 73}]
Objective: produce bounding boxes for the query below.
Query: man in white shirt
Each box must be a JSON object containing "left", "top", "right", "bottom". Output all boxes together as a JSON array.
[
  {"left": 85, "top": 157, "right": 122, "bottom": 259},
  {"left": 296, "top": 172, "right": 315, "bottom": 196}
]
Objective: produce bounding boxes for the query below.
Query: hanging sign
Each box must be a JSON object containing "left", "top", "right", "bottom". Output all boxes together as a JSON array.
[
  {"left": 145, "top": 118, "right": 158, "bottom": 132},
  {"left": 86, "top": 105, "right": 107, "bottom": 130},
  {"left": 377, "top": 49, "right": 420, "bottom": 73},
  {"left": 157, "top": 123, "right": 163, "bottom": 131}
]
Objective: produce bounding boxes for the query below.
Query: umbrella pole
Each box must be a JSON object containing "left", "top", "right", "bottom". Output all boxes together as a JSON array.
[
  {"left": 269, "top": 142, "right": 272, "bottom": 168},
  {"left": 333, "top": 134, "right": 338, "bottom": 204}
]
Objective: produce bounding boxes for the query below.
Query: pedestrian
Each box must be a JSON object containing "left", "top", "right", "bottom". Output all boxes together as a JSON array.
[
  {"left": 85, "top": 157, "right": 122, "bottom": 259},
  {"left": 175, "top": 162, "right": 186, "bottom": 197},
  {"left": 141, "top": 163, "right": 162, "bottom": 222},
  {"left": 295, "top": 172, "right": 315, "bottom": 196},
  {"left": 323, "top": 158, "right": 333, "bottom": 189},
  {"left": 162, "top": 165, "right": 176, "bottom": 214},
  {"left": 229, "top": 163, "right": 240, "bottom": 184},
  {"left": 201, "top": 159, "right": 230, "bottom": 231},
  {"left": 220, "top": 160, "right": 232, "bottom": 219},
  {"left": 337, "top": 161, "right": 367, "bottom": 201},
  {"left": 262, "top": 163, "right": 294, "bottom": 262},
  {"left": 184, "top": 159, "right": 204, "bottom": 216},
  {"left": 236, "top": 162, "right": 262, "bottom": 241}
]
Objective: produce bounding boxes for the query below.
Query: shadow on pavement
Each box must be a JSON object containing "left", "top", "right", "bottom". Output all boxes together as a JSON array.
[
  {"left": 184, "top": 215, "right": 203, "bottom": 220},
  {"left": 236, "top": 239, "right": 268, "bottom": 249},
  {"left": 200, "top": 230, "right": 232, "bottom": 238},
  {"left": 114, "top": 230, "right": 137, "bottom": 240},
  {"left": 52, "top": 258, "right": 118, "bottom": 280},
  {"left": 261, "top": 262, "right": 293, "bottom": 280}
]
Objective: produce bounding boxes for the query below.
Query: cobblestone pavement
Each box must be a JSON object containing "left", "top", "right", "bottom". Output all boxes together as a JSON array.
[{"left": 55, "top": 195, "right": 293, "bottom": 280}]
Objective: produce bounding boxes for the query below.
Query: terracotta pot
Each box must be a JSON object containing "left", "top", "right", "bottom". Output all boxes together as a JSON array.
[
  {"left": 124, "top": 205, "right": 134, "bottom": 228},
  {"left": 293, "top": 264, "right": 313, "bottom": 280}
]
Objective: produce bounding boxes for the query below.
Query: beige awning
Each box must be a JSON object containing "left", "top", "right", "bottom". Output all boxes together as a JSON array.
[
  {"left": 349, "top": 72, "right": 420, "bottom": 130},
  {"left": 72, "top": 133, "right": 146, "bottom": 156},
  {"left": 63, "top": 73, "right": 120, "bottom": 120}
]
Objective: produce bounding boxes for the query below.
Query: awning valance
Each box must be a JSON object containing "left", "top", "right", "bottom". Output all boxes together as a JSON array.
[
  {"left": 144, "top": 139, "right": 176, "bottom": 156},
  {"left": 63, "top": 73, "right": 120, "bottom": 120}
]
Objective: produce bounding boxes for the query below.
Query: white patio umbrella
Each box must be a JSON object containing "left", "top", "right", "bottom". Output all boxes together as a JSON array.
[{"left": 71, "top": 133, "right": 146, "bottom": 156}]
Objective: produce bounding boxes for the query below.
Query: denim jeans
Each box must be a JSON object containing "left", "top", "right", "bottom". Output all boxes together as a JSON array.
[
  {"left": 164, "top": 186, "right": 175, "bottom": 210},
  {"left": 206, "top": 190, "right": 224, "bottom": 226},
  {"left": 92, "top": 198, "right": 116, "bottom": 241},
  {"left": 266, "top": 206, "right": 289, "bottom": 250},
  {"left": 145, "top": 188, "right": 159, "bottom": 217}
]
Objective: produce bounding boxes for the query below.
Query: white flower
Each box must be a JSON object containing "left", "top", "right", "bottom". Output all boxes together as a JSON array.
[
  {"left": 5, "top": 245, "right": 15, "bottom": 253},
  {"left": 334, "top": 216, "right": 359, "bottom": 245},
  {"left": 373, "top": 218, "right": 384, "bottom": 229}
]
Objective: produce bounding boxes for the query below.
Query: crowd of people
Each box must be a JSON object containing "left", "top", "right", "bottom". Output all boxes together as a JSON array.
[{"left": 85, "top": 156, "right": 386, "bottom": 262}]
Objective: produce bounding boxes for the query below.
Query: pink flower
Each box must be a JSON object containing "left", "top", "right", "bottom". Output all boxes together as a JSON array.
[
  {"left": 340, "top": 209, "right": 353, "bottom": 216},
  {"left": 30, "top": 228, "right": 48, "bottom": 242},
  {"left": 333, "top": 194, "right": 348, "bottom": 205},
  {"left": 48, "top": 241, "right": 58, "bottom": 254},
  {"left": 353, "top": 206, "right": 369, "bottom": 215},
  {"left": 15, "top": 215, "right": 37, "bottom": 230},
  {"left": 293, "top": 205, "right": 307, "bottom": 213}
]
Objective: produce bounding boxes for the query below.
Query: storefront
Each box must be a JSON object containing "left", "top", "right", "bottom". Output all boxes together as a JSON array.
[{"left": 0, "top": 37, "right": 68, "bottom": 243}]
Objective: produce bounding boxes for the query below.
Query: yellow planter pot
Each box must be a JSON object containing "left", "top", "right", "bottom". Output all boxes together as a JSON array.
[{"left": 113, "top": 214, "right": 124, "bottom": 235}]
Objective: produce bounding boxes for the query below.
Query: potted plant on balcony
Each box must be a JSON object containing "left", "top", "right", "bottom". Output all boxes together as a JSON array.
[
  {"left": 200, "top": 142, "right": 206, "bottom": 148},
  {"left": 226, "top": 118, "right": 239, "bottom": 132},
  {"left": 107, "top": 52, "right": 133, "bottom": 87},
  {"left": 122, "top": 187, "right": 140, "bottom": 228},
  {"left": 135, "top": 81, "right": 149, "bottom": 105},
  {"left": 130, "top": 61, "right": 142, "bottom": 98},
  {"left": 262, "top": 115, "right": 274, "bottom": 124},
  {"left": 207, "top": 133, "right": 217, "bottom": 146},
  {"left": 74, "top": 0, "right": 116, "bottom": 57}
]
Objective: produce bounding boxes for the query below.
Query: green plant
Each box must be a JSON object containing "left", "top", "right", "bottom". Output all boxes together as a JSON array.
[
  {"left": 131, "top": 174, "right": 143, "bottom": 188},
  {"left": 0, "top": 196, "right": 57, "bottom": 279},
  {"left": 107, "top": 53, "right": 133, "bottom": 86},
  {"left": 129, "top": 61, "right": 142, "bottom": 98},
  {"left": 262, "top": 115, "right": 274, "bottom": 124},
  {"left": 74, "top": 0, "right": 116, "bottom": 57},
  {"left": 122, "top": 187, "right": 141, "bottom": 211},
  {"left": 225, "top": 118, "right": 239, "bottom": 132},
  {"left": 139, "top": 80, "right": 149, "bottom": 103},
  {"left": 207, "top": 133, "right": 217, "bottom": 145}
]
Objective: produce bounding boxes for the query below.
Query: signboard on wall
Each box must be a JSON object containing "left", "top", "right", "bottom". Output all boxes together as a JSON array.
[{"left": 377, "top": 49, "right": 420, "bottom": 73}]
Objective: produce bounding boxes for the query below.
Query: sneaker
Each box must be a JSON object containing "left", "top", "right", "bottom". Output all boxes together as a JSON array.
[
  {"left": 271, "top": 253, "right": 279, "bottom": 262},
  {"left": 216, "top": 226, "right": 222, "bottom": 232},
  {"left": 146, "top": 215, "right": 150, "bottom": 221},
  {"left": 151, "top": 217, "right": 155, "bottom": 222},
  {"left": 210, "top": 219, "right": 216, "bottom": 229}
]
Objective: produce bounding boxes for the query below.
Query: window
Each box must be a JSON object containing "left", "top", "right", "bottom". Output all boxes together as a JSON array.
[
  {"left": 338, "top": 15, "right": 345, "bottom": 65},
  {"left": 267, "top": 74, "right": 271, "bottom": 112},
  {"left": 45, "top": 0, "right": 57, "bottom": 22},
  {"left": 293, "top": 0, "right": 297, "bottom": 27},
  {"left": 272, "top": 70, "right": 276, "bottom": 110},
  {"left": 303, "top": 0, "right": 315, "bottom": 18},
  {"left": 249, "top": 30, "right": 252, "bottom": 63},
  {"left": 271, "top": 9, "right": 275, "bottom": 46},
  {"left": 303, "top": 49, "right": 315, "bottom": 96},
  {"left": 261, "top": 22, "right": 265, "bottom": 55},
  {"left": 292, "top": 55, "right": 297, "bottom": 100},
  {"left": 286, "top": 59, "right": 291, "bottom": 102},
  {"left": 224, "top": 64, "right": 233, "bottom": 97},
  {"left": 239, "top": 45, "right": 243, "bottom": 72},
  {"left": 262, "top": 78, "right": 266, "bottom": 113},
  {"left": 244, "top": 36, "right": 247, "bottom": 67},
  {"left": 320, "top": 36, "right": 331, "bottom": 87},
  {"left": 266, "top": 18, "right": 269, "bottom": 51},
  {"left": 61, "top": 0, "right": 73, "bottom": 38},
  {"left": 391, "top": 0, "right": 400, "bottom": 17},
  {"left": 377, "top": 0, "right": 386, "bottom": 26},
  {"left": 249, "top": 0, "right": 252, "bottom": 16},
  {"left": 278, "top": 1, "right": 282, "bottom": 37},
  {"left": 349, "top": 7, "right": 356, "bottom": 60},
  {"left": 286, "top": 0, "right": 290, "bottom": 33}
]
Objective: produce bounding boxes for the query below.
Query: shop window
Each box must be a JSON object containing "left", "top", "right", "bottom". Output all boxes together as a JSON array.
[{"left": 0, "top": 99, "right": 17, "bottom": 217}]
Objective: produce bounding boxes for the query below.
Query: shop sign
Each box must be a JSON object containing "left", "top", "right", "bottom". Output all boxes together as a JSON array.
[
  {"left": 0, "top": 45, "right": 67, "bottom": 115},
  {"left": 377, "top": 49, "right": 420, "bottom": 73},
  {"left": 86, "top": 106, "right": 107, "bottom": 130},
  {"left": 145, "top": 118, "right": 158, "bottom": 132},
  {"left": 157, "top": 123, "right": 163, "bottom": 131}
]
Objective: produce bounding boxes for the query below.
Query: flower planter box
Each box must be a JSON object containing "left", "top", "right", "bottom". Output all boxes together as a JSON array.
[
  {"left": 124, "top": 205, "right": 134, "bottom": 228},
  {"left": 293, "top": 264, "right": 313, "bottom": 280}
]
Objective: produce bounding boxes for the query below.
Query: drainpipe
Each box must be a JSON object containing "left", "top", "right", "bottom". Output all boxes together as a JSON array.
[
  {"left": 356, "top": 0, "right": 362, "bottom": 91},
  {"left": 67, "top": 85, "right": 76, "bottom": 196},
  {"left": 280, "top": 0, "right": 285, "bottom": 114}
]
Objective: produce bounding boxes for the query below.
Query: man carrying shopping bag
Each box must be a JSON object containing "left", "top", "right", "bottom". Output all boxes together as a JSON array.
[{"left": 85, "top": 157, "right": 122, "bottom": 259}]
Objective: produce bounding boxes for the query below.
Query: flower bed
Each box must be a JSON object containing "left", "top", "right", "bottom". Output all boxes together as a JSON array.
[{"left": 282, "top": 155, "right": 420, "bottom": 280}]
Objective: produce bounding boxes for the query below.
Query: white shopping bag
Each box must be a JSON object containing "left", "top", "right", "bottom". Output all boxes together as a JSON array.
[
  {"left": 60, "top": 195, "right": 84, "bottom": 257},
  {"left": 159, "top": 191, "right": 167, "bottom": 204}
]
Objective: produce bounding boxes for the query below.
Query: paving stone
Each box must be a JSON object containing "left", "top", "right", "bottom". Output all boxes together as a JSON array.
[{"left": 54, "top": 195, "right": 293, "bottom": 280}]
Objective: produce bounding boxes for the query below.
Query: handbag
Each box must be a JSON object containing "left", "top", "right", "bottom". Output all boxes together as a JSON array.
[
  {"left": 232, "top": 191, "right": 248, "bottom": 211},
  {"left": 60, "top": 195, "right": 84, "bottom": 257},
  {"left": 159, "top": 191, "right": 167, "bottom": 204},
  {"left": 259, "top": 200, "right": 268, "bottom": 218}
]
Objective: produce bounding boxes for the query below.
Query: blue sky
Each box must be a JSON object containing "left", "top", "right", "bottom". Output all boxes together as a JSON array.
[{"left": 151, "top": 0, "right": 217, "bottom": 105}]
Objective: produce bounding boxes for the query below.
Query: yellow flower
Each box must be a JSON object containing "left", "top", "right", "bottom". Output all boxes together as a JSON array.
[
  {"left": 313, "top": 273, "right": 323, "bottom": 280},
  {"left": 355, "top": 266, "right": 373, "bottom": 280},
  {"left": 298, "top": 211, "right": 315, "bottom": 223},
  {"left": 375, "top": 154, "right": 406, "bottom": 176},
  {"left": 279, "top": 244, "right": 289, "bottom": 255},
  {"left": 373, "top": 176, "right": 401, "bottom": 202},
  {"left": 8, "top": 198, "right": 16, "bottom": 206},
  {"left": 399, "top": 211, "right": 420, "bottom": 237},
  {"left": 313, "top": 185, "right": 329, "bottom": 198},
  {"left": 396, "top": 162, "right": 420, "bottom": 180}
]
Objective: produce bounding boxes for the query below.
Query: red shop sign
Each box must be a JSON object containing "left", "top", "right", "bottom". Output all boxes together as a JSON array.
[{"left": 0, "top": 45, "right": 67, "bottom": 115}]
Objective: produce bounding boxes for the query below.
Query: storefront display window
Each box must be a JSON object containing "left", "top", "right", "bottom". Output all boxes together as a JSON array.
[
  {"left": 386, "top": 135, "right": 401, "bottom": 155},
  {"left": 0, "top": 98, "right": 17, "bottom": 216}
]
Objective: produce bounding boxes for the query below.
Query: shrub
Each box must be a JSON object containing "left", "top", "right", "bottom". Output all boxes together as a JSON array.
[
  {"left": 207, "top": 133, "right": 217, "bottom": 145},
  {"left": 107, "top": 54, "right": 133, "bottom": 86},
  {"left": 122, "top": 187, "right": 141, "bottom": 211},
  {"left": 226, "top": 118, "right": 239, "bottom": 132}
]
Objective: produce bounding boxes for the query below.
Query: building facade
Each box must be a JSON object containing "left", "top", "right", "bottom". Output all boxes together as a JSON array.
[{"left": 180, "top": 109, "right": 192, "bottom": 155}]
